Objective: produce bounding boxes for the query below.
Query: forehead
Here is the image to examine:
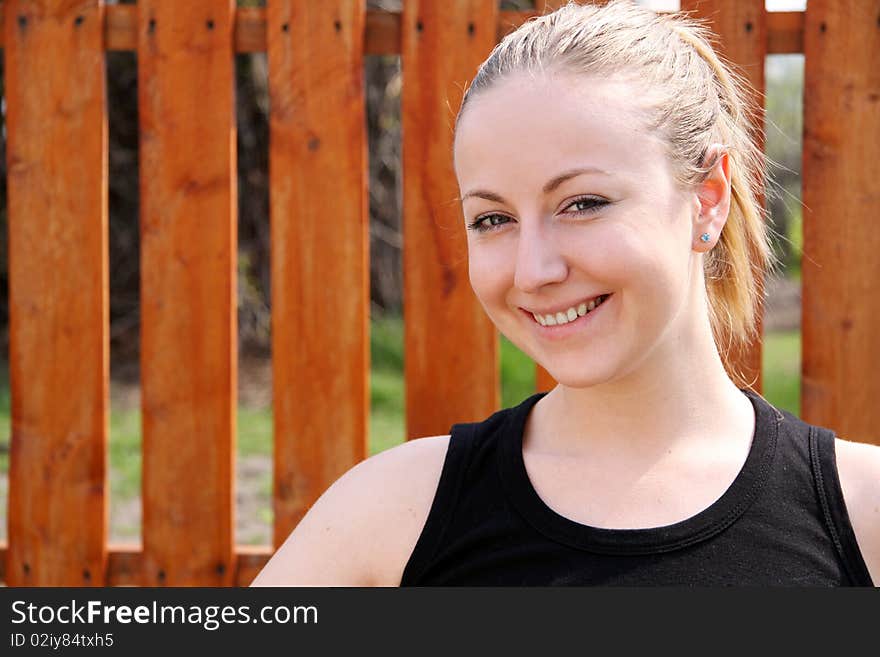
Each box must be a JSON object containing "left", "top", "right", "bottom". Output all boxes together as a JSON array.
[{"left": 454, "top": 72, "right": 671, "bottom": 189}]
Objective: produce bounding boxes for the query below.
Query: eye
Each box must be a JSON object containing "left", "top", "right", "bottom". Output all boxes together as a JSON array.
[
  {"left": 466, "top": 196, "right": 609, "bottom": 234},
  {"left": 466, "top": 213, "right": 512, "bottom": 233},
  {"left": 562, "top": 196, "right": 609, "bottom": 215}
]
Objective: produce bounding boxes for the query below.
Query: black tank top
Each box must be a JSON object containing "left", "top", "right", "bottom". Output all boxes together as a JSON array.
[{"left": 400, "top": 389, "right": 874, "bottom": 586}]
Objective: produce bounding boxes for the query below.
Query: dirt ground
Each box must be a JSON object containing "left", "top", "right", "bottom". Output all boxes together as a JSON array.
[{"left": 1, "top": 276, "right": 801, "bottom": 547}]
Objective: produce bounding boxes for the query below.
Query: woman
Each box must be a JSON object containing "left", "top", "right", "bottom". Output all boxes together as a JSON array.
[{"left": 252, "top": 0, "right": 878, "bottom": 586}]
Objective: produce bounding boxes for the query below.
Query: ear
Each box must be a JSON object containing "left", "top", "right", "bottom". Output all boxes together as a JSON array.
[{"left": 692, "top": 144, "right": 731, "bottom": 252}]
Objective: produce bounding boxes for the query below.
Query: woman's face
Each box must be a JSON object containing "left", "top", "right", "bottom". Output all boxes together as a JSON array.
[{"left": 454, "top": 72, "right": 707, "bottom": 388}]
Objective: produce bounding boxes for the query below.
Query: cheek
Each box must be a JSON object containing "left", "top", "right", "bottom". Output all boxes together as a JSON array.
[
  {"left": 564, "top": 224, "right": 655, "bottom": 281},
  {"left": 589, "top": 225, "right": 685, "bottom": 302}
]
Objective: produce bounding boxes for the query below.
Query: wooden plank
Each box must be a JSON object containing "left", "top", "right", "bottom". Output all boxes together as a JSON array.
[
  {"left": 267, "top": 0, "right": 369, "bottom": 545},
  {"left": 233, "top": 546, "right": 273, "bottom": 586},
  {"left": 401, "top": 0, "right": 499, "bottom": 439},
  {"left": 767, "top": 11, "right": 804, "bottom": 55},
  {"left": 801, "top": 0, "right": 880, "bottom": 444},
  {"left": 536, "top": 365, "right": 556, "bottom": 393},
  {"left": 0, "top": 6, "right": 806, "bottom": 55},
  {"left": 681, "top": 0, "right": 767, "bottom": 393},
  {"left": 4, "top": 0, "right": 108, "bottom": 586},
  {"left": 138, "top": 0, "right": 237, "bottom": 586},
  {"left": 0, "top": 546, "right": 273, "bottom": 586},
  {"left": 104, "top": 0, "right": 135, "bottom": 51},
  {"left": 105, "top": 544, "right": 142, "bottom": 587},
  {"left": 365, "top": 7, "right": 401, "bottom": 54},
  {"left": 234, "top": 5, "right": 264, "bottom": 53},
  {"left": 376, "top": 9, "right": 802, "bottom": 57}
]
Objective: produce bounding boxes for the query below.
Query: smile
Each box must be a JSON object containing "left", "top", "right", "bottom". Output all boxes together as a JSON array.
[{"left": 526, "top": 294, "right": 611, "bottom": 327}]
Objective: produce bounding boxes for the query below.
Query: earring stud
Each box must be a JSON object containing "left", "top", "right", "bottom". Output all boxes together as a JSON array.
[{"left": 700, "top": 233, "right": 711, "bottom": 243}]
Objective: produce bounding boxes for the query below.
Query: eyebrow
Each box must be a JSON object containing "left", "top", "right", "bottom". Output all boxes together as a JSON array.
[{"left": 460, "top": 167, "right": 611, "bottom": 203}]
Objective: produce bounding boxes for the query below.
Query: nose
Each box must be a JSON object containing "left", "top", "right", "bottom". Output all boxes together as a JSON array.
[{"left": 513, "top": 224, "right": 568, "bottom": 293}]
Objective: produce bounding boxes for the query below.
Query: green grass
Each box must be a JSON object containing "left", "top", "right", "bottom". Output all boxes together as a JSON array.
[
  {"left": 762, "top": 330, "right": 800, "bottom": 416},
  {"left": 108, "top": 408, "right": 142, "bottom": 501},
  {"left": 370, "top": 368, "right": 405, "bottom": 454},
  {"left": 500, "top": 335, "right": 536, "bottom": 408},
  {"left": 0, "top": 321, "right": 803, "bottom": 544}
]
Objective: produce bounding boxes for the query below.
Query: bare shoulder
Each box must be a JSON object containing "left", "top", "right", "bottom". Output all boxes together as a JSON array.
[
  {"left": 835, "top": 437, "right": 880, "bottom": 586},
  {"left": 250, "top": 434, "right": 451, "bottom": 587}
]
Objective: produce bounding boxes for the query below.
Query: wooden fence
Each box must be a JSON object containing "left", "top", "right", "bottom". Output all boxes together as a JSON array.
[{"left": 0, "top": 0, "right": 877, "bottom": 586}]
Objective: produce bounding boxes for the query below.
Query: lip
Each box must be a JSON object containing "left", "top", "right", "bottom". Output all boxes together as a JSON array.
[{"left": 519, "top": 293, "right": 613, "bottom": 340}]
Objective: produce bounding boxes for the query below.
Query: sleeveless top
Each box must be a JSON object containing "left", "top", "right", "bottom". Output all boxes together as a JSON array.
[{"left": 400, "top": 389, "right": 874, "bottom": 586}]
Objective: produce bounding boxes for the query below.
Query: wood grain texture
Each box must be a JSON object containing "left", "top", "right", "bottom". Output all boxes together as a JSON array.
[
  {"left": 267, "top": 0, "right": 369, "bottom": 545},
  {"left": 801, "top": 0, "right": 880, "bottom": 444},
  {"left": 0, "top": 545, "right": 271, "bottom": 587},
  {"left": 401, "top": 0, "right": 499, "bottom": 440},
  {"left": 138, "top": 0, "right": 237, "bottom": 585},
  {"left": 4, "top": 0, "right": 108, "bottom": 587},
  {"left": 0, "top": 5, "right": 807, "bottom": 55},
  {"left": 536, "top": 365, "right": 556, "bottom": 393},
  {"left": 767, "top": 11, "right": 804, "bottom": 54},
  {"left": 681, "top": 0, "right": 767, "bottom": 393}
]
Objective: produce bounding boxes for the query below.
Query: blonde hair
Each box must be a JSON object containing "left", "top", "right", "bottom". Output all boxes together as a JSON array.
[{"left": 456, "top": 0, "right": 774, "bottom": 386}]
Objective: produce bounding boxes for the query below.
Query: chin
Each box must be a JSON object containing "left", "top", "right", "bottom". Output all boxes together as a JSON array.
[{"left": 539, "top": 358, "right": 623, "bottom": 390}]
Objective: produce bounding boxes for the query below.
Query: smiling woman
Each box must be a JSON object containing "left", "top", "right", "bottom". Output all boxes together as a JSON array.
[
  {"left": 456, "top": 72, "right": 720, "bottom": 390},
  {"left": 251, "top": 0, "right": 879, "bottom": 587}
]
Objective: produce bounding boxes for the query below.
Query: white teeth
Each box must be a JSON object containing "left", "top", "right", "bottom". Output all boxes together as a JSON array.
[{"left": 534, "top": 294, "right": 608, "bottom": 327}]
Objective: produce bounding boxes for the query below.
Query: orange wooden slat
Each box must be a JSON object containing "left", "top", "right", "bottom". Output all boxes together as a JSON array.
[
  {"left": 234, "top": 5, "right": 264, "bottom": 53},
  {"left": 267, "top": 0, "right": 369, "bottom": 545},
  {"left": 0, "top": 5, "right": 807, "bottom": 55},
  {"left": 364, "top": 7, "right": 401, "bottom": 54},
  {"left": 233, "top": 546, "right": 273, "bottom": 587},
  {"left": 4, "top": 0, "right": 109, "bottom": 587},
  {"left": 105, "top": 544, "right": 142, "bottom": 587},
  {"left": 536, "top": 366, "right": 556, "bottom": 393},
  {"left": 401, "top": 0, "right": 500, "bottom": 439},
  {"left": 104, "top": 0, "right": 135, "bottom": 51},
  {"left": 801, "top": 0, "right": 880, "bottom": 444},
  {"left": 0, "top": 545, "right": 273, "bottom": 587},
  {"left": 767, "top": 11, "right": 804, "bottom": 55},
  {"left": 138, "top": 0, "right": 237, "bottom": 586},
  {"left": 681, "top": 0, "right": 767, "bottom": 393}
]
